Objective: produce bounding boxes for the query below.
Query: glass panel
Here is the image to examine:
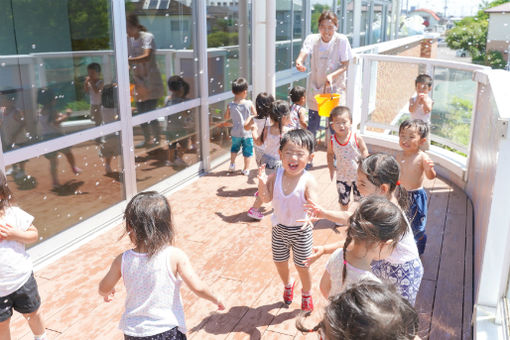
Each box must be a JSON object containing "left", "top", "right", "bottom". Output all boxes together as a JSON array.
[
  {"left": 125, "top": 0, "right": 199, "bottom": 118},
  {"left": 206, "top": 1, "right": 252, "bottom": 95},
  {"left": 276, "top": 1, "right": 292, "bottom": 71},
  {"left": 0, "top": 0, "right": 117, "bottom": 150},
  {"left": 371, "top": 5, "right": 383, "bottom": 44},
  {"left": 276, "top": 83, "right": 291, "bottom": 101},
  {"left": 208, "top": 97, "right": 234, "bottom": 162},
  {"left": 7, "top": 134, "right": 124, "bottom": 247},
  {"left": 360, "top": 2, "right": 370, "bottom": 46},
  {"left": 133, "top": 107, "right": 201, "bottom": 191},
  {"left": 431, "top": 67, "right": 475, "bottom": 150}
]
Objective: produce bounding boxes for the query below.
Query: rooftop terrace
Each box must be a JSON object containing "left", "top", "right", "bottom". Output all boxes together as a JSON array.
[{"left": 11, "top": 150, "right": 474, "bottom": 339}]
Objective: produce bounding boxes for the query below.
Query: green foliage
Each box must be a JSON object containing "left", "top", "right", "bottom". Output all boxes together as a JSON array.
[
  {"left": 433, "top": 96, "right": 472, "bottom": 148},
  {"left": 446, "top": 0, "right": 510, "bottom": 68},
  {"left": 486, "top": 50, "right": 507, "bottom": 69},
  {"left": 207, "top": 31, "right": 238, "bottom": 47},
  {"left": 66, "top": 100, "right": 90, "bottom": 111}
]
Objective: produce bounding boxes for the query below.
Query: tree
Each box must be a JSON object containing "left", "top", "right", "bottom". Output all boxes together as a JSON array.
[
  {"left": 446, "top": 0, "right": 510, "bottom": 69},
  {"left": 311, "top": 4, "right": 331, "bottom": 33}
]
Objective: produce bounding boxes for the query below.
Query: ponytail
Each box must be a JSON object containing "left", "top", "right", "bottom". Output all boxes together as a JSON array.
[
  {"left": 395, "top": 184, "right": 409, "bottom": 212},
  {"left": 342, "top": 231, "right": 352, "bottom": 285}
]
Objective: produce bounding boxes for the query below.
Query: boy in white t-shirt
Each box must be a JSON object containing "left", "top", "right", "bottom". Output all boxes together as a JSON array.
[
  {"left": 0, "top": 172, "right": 46, "bottom": 340},
  {"left": 84, "top": 62, "right": 104, "bottom": 126},
  {"left": 408, "top": 74, "right": 433, "bottom": 150}
]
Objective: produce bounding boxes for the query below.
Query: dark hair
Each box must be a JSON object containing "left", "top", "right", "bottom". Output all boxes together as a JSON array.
[
  {"left": 269, "top": 100, "right": 290, "bottom": 138},
  {"left": 342, "top": 196, "right": 408, "bottom": 284},
  {"left": 415, "top": 73, "right": 432, "bottom": 88},
  {"left": 167, "top": 75, "right": 190, "bottom": 98},
  {"left": 297, "top": 280, "right": 419, "bottom": 339},
  {"left": 101, "top": 84, "right": 117, "bottom": 109},
  {"left": 87, "top": 62, "right": 101, "bottom": 73},
  {"left": 124, "top": 191, "right": 174, "bottom": 258},
  {"left": 330, "top": 106, "right": 352, "bottom": 123},
  {"left": 37, "top": 88, "right": 57, "bottom": 123},
  {"left": 126, "top": 13, "right": 147, "bottom": 32},
  {"left": 359, "top": 153, "right": 408, "bottom": 211},
  {"left": 399, "top": 119, "right": 429, "bottom": 139},
  {"left": 280, "top": 129, "right": 315, "bottom": 154},
  {"left": 318, "top": 10, "right": 338, "bottom": 27},
  {"left": 231, "top": 77, "right": 248, "bottom": 94},
  {"left": 255, "top": 92, "right": 274, "bottom": 120},
  {"left": 289, "top": 86, "right": 306, "bottom": 104},
  {"left": 0, "top": 171, "right": 14, "bottom": 212}
]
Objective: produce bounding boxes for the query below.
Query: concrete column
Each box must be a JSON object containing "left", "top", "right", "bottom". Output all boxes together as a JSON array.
[
  {"left": 252, "top": 1, "right": 267, "bottom": 95},
  {"left": 239, "top": 0, "right": 249, "bottom": 79},
  {"left": 265, "top": 0, "right": 276, "bottom": 94},
  {"left": 352, "top": 0, "right": 361, "bottom": 47}
]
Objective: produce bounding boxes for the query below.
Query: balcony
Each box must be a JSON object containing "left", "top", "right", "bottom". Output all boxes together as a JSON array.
[{"left": 9, "top": 40, "right": 509, "bottom": 339}]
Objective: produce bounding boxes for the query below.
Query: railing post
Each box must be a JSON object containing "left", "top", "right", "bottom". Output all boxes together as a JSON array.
[
  {"left": 347, "top": 56, "right": 362, "bottom": 130},
  {"left": 360, "top": 57, "right": 372, "bottom": 134}
]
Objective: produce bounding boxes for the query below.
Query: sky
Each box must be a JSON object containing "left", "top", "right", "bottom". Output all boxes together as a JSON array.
[{"left": 404, "top": 0, "right": 484, "bottom": 17}]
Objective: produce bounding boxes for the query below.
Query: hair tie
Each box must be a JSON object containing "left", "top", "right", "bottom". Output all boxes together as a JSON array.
[
  {"left": 396, "top": 180, "right": 401, "bottom": 186},
  {"left": 343, "top": 260, "right": 347, "bottom": 265}
]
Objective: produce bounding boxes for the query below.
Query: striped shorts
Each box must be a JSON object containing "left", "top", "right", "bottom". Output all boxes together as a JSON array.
[{"left": 272, "top": 224, "right": 313, "bottom": 267}]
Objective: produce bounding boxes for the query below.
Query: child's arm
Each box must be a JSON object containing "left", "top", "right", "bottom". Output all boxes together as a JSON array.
[
  {"left": 409, "top": 96, "right": 417, "bottom": 113},
  {"left": 422, "top": 153, "right": 436, "bottom": 179},
  {"left": 356, "top": 134, "right": 370, "bottom": 158},
  {"left": 257, "top": 165, "right": 275, "bottom": 203},
  {"left": 175, "top": 248, "right": 225, "bottom": 310},
  {"left": 243, "top": 115, "right": 254, "bottom": 131},
  {"left": 319, "top": 270, "right": 332, "bottom": 299},
  {"left": 299, "top": 108, "right": 308, "bottom": 129},
  {"left": 253, "top": 125, "right": 266, "bottom": 147},
  {"left": 305, "top": 199, "right": 352, "bottom": 225},
  {"left": 89, "top": 79, "right": 104, "bottom": 94},
  {"left": 250, "top": 103, "right": 257, "bottom": 117},
  {"left": 421, "top": 95, "right": 433, "bottom": 114},
  {"left": 98, "top": 254, "right": 122, "bottom": 302},
  {"left": 326, "top": 138, "right": 335, "bottom": 181},
  {"left": 303, "top": 240, "right": 345, "bottom": 267},
  {"left": 0, "top": 224, "right": 38, "bottom": 244},
  {"left": 224, "top": 105, "right": 231, "bottom": 121}
]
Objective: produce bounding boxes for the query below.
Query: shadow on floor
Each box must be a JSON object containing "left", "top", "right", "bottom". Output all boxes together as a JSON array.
[
  {"left": 216, "top": 185, "right": 258, "bottom": 198},
  {"left": 190, "top": 302, "right": 301, "bottom": 339},
  {"left": 51, "top": 180, "right": 87, "bottom": 196}
]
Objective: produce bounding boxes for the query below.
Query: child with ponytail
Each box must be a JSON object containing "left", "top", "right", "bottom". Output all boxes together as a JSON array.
[{"left": 320, "top": 196, "right": 407, "bottom": 298}]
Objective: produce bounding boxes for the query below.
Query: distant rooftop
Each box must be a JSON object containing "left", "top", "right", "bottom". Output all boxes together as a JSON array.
[{"left": 484, "top": 2, "right": 510, "bottom": 13}]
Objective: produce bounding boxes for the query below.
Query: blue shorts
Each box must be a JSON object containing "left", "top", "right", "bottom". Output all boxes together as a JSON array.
[
  {"left": 408, "top": 188, "right": 428, "bottom": 253},
  {"left": 231, "top": 137, "right": 253, "bottom": 157}
]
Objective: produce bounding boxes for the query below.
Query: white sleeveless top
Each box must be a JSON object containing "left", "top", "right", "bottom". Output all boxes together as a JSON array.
[
  {"left": 271, "top": 167, "right": 310, "bottom": 226},
  {"left": 385, "top": 212, "right": 420, "bottom": 264},
  {"left": 331, "top": 132, "right": 361, "bottom": 182},
  {"left": 119, "top": 246, "right": 186, "bottom": 337},
  {"left": 263, "top": 128, "right": 282, "bottom": 159}
]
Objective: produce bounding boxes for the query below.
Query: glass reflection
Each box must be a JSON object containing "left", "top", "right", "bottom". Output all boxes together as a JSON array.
[{"left": 209, "top": 98, "right": 234, "bottom": 161}]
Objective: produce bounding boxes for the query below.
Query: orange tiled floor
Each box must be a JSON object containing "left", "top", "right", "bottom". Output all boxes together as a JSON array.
[{"left": 10, "top": 150, "right": 472, "bottom": 339}]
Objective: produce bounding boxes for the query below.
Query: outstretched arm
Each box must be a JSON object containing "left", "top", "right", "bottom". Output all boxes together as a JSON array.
[
  {"left": 423, "top": 154, "right": 436, "bottom": 179},
  {"left": 257, "top": 166, "right": 275, "bottom": 203},
  {"left": 357, "top": 135, "right": 369, "bottom": 158},
  {"left": 98, "top": 254, "right": 122, "bottom": 302},
  {"left": 295, "top": 51, "right": 308, "bottom": 72},
  {"left": 175, "top": 248, "right": 224, "bottom": 310}
]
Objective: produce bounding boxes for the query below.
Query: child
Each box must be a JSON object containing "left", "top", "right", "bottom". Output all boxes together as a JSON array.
[
  {"left": 37, "top": 88, "right": 81, "bottom": 189},
  {"left": 98, "top": 191, "right": 225, "bottom": 340},
  {"left": 320, "top": 196, "right": 407, "bottom": 298},
  {"left": 246, "top": 100, "right": 292, "bottom": 220},
  {"left": 244, "top": 92, "right": 274, "bottom": 167},
  {"left": 0, "top": 171, "right": 47, "bottom": 340},
  {"left": 0, "top": 89, "right": 27, "bottom": 178},
  {"left": 296, "top": 280, "right": 420, "bottom": 340},
  {"left": 288, "top": 86, "right": 308, "bottom": 130},
  {"left": 100, "top": 84, "right": 121, "bottom": 174},
  {"left": 165, "top": 75, "right": 191, "bottom": 167},
  {"left": 327, "top": 106, "right": 369, "bottom": 212},
  {"left": 84, "top": 62, "right": 104, "bottom": 126},
  {"left": 305, "top": 153, "right": 423, "bottom": 305},
  {"left": 397, "top": 119, "right": 436, "bottom": 255},
  {"left": 257, "top": 129, "right": 318, "bottom": 312},
  {"left": 224, "top": 77, "right": 256, "bottom": 175},
  {"left": 409, "top": 74, "right": 433, "bottom": 150}
]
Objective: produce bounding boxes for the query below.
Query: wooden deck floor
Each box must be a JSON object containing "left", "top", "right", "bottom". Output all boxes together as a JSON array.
[{"left": 11, "top": 150, "right": 473, "bottom": 340}]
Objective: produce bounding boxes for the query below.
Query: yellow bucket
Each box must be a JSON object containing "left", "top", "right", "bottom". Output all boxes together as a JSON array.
[{"left": 315, "top": 93, "right": 340, "bottom": 117}]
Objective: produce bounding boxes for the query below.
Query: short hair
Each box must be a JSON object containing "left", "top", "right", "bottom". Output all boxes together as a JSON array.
[
  {"left": 255, "top": 92, "right": 274, "bottom": 119},
  {"left": 87, "top": 62, "right": 101, "bottom": 73},
  {"left": 318, "top": 10, "right": 338, "bottom": 27},
  {"left": 280, "top": 129, "right": 315, "bottom": 154},
  {"left": 399, "top": 119, "right": 429, "bottom": 139},
  {"left": 231, "top": 77, "right": 248, "bottom": 94},
  {"left": 289, "top": 86, "right": 306, "bottom": 103},
  {"left": 415, "top": 74, "right": 432, "bottom": 88},
  {"left": 330, "top": 106, "right": 352, "bottom": 122},
  {"left": 167, "top": 75, "right": 190, "bottom": 97}
]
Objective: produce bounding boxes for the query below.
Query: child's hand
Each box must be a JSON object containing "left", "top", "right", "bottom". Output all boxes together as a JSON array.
[
  {"left": 302, "top": 246, "right": 325, "bottom": 267},
  {"left": 425, "top": 158, "right": 434, "bottom": 169},
  {"left": 103, "top": 288, "right": 115, "bottom": 302},
  {"left": 303, "top": 199, "right": 324, "bottom": 220},
  {"left": 257, "top": 165, "right": 268, "bottom": 185},
  {"left": 0, "top": 223, "right": 17, "bottom": 240},
  {"left": 216, "top": 297, "right": 225, "bottom": 311}
]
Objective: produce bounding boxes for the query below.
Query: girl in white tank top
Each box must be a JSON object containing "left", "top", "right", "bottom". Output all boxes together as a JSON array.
[{"left": 99, "top": 192, "right": 225, "bottom": 339}]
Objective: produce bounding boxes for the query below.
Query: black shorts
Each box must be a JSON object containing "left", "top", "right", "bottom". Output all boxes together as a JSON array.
[
  {"left": 0, "top": 272, "right": 41, "bottom": 322},
  {"left": 124, "top": 327, "right": 187, "bottom": 340}
]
